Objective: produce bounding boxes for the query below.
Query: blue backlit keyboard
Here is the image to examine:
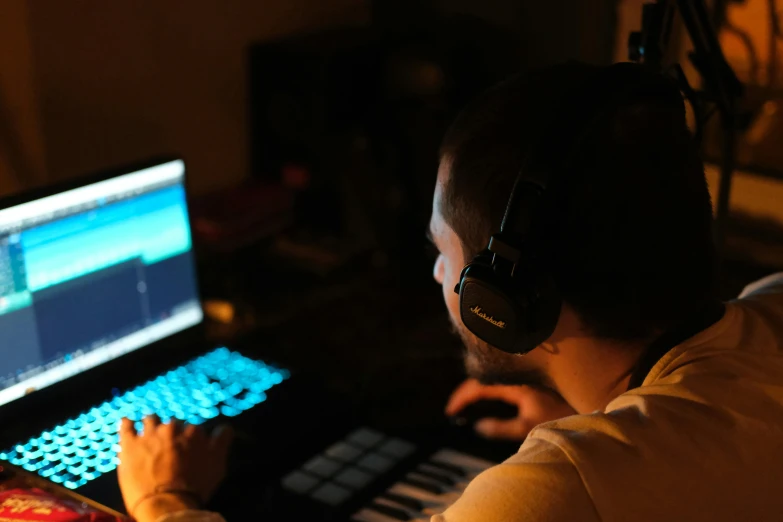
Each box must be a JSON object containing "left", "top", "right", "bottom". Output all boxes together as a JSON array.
[{"left": 0, "top": 348, "right": 289, "bottom": 490}]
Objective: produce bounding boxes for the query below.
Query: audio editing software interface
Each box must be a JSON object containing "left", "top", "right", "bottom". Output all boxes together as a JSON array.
[{"left": 0, "top": 161, "right": 203, "bottom": 407}]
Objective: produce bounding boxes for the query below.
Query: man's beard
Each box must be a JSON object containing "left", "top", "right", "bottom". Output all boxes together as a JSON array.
[{"left": 450, "top": 318, "right": 550, "bottom": 389}]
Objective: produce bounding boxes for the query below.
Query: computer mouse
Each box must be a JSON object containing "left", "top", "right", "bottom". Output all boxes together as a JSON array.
[{"left": 449, "top": 399, "right": 518, "bottom": 427}]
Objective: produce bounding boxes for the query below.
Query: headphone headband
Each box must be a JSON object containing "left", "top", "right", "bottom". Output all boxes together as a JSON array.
[
  {"left": 456, "top": 63, "right": 679, "bottom": 354},
  {"left": 497, "top": 63, "right": 663, "bottom": 247}
]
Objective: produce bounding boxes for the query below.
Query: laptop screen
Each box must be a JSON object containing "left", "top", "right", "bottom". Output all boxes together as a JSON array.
[{"left": 0, "top": 159, "right": 203, "bottom": 407}]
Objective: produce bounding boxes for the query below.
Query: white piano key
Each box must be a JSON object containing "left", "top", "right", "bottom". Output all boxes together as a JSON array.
[
  {"left": 353, "top": 448, "right": 498, "bottom": 521},
  {"left": 353, "top": 507, "right": 405, "bottom": 522},
  {"left": 379, "top": 491, "right": 429, "bottom": 512},
  {"left": 430, "top": 448, "right": 495, "bottom": 475},
  {"left": 388, "top": 481, "right": 463, "bottom": 506},
  {"left": 418, "top": 462, "right": 470, "bottom": 487},
  {"left": 374, "top": 495, "right": 434, "bottom": 520},
  {"left": 407, "top": 471, "right": 459, "bottom": 492}
]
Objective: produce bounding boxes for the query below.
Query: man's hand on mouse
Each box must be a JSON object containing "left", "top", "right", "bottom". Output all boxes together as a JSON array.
[
  {"left": 118, "top": 415, "right": 233, "bottom": 522},
  {"left": 446, "top": 378, "right": 577, "bottom": 440}
]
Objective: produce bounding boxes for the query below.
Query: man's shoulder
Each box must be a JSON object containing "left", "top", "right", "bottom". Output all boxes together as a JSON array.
[
  {"left": 433, "top": 436, "right": 599, "bottom": 522},
  {"left": 525, "top": 364, "right": 783, "bottom": 519}
]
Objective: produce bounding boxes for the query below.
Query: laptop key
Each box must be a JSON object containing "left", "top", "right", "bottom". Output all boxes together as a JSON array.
[
  {"left": 62, "top": 456, "right": 80, "bottom": 466},
  {"left": 2, "top": 348, "right": 290, "bottom": 489},
  {"left": 68, "top": 465, "right": 87, "bottom": 475},
  {"left": 82, "top": 470, "right": 102, "bottom": 481}
]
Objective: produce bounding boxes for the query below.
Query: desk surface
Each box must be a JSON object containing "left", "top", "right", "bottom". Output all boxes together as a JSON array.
[{"left": 205, "top": 260, "right": 466, "bottom": 434}]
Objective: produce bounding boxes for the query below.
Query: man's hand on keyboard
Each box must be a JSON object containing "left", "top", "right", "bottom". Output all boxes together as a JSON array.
[
  {"left": 118, "top": 416, "right": 233, "bottom": 522},
  {"left": 446, "top": 379, "right": 577, "bottom": 440}
]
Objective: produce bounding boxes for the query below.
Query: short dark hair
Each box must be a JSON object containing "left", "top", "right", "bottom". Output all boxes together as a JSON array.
[{"left": 440, "top": 62, "right": 716, "bottom": 341}]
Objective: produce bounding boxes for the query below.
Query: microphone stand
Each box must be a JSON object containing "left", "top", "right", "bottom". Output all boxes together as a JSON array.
[{"left": 629, "top": 0, "right": 744, "bottom": 261}]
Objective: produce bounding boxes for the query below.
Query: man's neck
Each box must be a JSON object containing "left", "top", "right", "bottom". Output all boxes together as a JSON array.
[
  {"left": 546, "top": 336, "right": 643, "bottom": 413},
  {"left": 542, "top": 309, "right": 647, "bottom": 413}
]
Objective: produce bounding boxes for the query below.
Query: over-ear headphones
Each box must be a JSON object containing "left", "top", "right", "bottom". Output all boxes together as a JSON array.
[
  {"left": 454, "top": 63, "right": 675, "bottom": 354},
  {"left": 453, "top": 163, "right": 561, "bottom": 355}
]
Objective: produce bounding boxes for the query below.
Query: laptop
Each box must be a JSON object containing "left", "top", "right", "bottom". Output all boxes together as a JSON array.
[{"left": 0, "top": 158, "right": 297, "bottom": 511}]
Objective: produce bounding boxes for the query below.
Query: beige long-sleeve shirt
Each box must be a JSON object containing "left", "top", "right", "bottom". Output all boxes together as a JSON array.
[{"left": 161, "top": 273, "right": 783, "bottom": 522}]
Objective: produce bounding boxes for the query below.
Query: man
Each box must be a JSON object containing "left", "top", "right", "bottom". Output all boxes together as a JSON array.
[{"left": 116, "top": 62, "right": 783, "bottom": 521}]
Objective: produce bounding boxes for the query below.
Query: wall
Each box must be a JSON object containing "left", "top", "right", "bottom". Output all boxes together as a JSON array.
[
  {"left": 0, "top": 0, "right": 47, "bottom": 196},
  {"left": 1, "top": 0, "right": 617, "bottom": 199},
  {"left": 23, "top": 0, "right": 368, "bottom": 194},
  {"left": 437, "top": 0, "right": 617, "bottom": 66},
  {"left": 720, "top": 0, "right": 782, "bottom": 87}
]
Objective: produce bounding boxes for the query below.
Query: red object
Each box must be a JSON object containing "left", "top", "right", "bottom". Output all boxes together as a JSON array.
[
  {"left": 191, "top": 181, "right": 295, "bottom": 251},
  {"left": 0, "top": 489, "right": 121, "bottom": 521},
  {"left": 281, "top": 163, "right": 311, "bottom": 190}
]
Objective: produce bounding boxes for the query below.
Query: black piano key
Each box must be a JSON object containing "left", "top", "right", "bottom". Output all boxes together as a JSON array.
[
  {"left": 381, "top": 492, "right": 425, "bottom": 512},
  {"left": 426, "top": 460, "right": 467, "bottom": 477},
  {"left": 415, "top": 468, "right": 456, "bottom": 487},
  {"left": 401, "top": 477, "right": 444, "bottom": 496},
  {"left": 369, "top": 502, "right": 413, "bottom": 521}
]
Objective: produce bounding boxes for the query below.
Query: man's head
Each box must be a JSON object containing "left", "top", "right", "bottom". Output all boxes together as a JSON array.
[{"left": 430, "top": 62, "right": 715, "bottom": 387}]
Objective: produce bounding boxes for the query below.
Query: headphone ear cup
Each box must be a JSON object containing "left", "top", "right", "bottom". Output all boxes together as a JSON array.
[
  {"left": 456, "top": 259, "right": 561, "bottom": 355},
  {"left": 513, "top": 270, "right": 561, "bottom": 354},
  {"left": 454, "top": 250, "right": 492, "bottom": 295},
  {"left": 458, "top": 263, "right": 523, "bottom": 353}
]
